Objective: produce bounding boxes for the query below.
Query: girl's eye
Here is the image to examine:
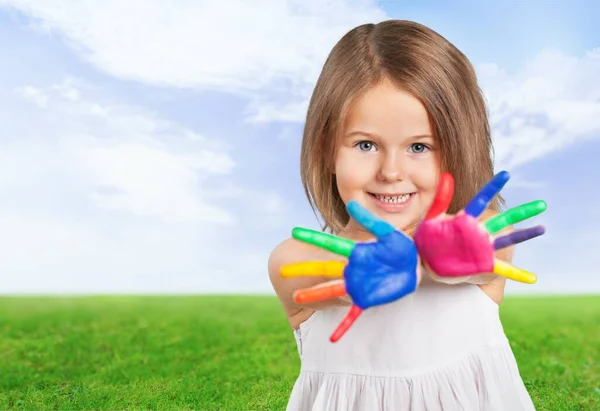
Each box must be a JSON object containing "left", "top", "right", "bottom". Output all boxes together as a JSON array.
[
  {"left": 409, "top": 143, "right": 429, "bottom": 154},
  {"left": 356, "top": 141, "right": 376, "bottom": 152}
]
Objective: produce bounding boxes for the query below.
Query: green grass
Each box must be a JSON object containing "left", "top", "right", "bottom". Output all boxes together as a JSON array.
[{"left": 0, "top": 295, "right": 598, "bottom": 410}]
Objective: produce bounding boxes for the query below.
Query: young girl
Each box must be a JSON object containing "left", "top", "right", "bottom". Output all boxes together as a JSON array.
[{"left": 269, "top": 20, "right": 537, "bottom": 410}]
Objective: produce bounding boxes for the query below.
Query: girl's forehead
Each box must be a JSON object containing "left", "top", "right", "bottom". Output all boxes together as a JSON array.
[{"left": 343, "top": 83, "right": 432, "bottom": 138}]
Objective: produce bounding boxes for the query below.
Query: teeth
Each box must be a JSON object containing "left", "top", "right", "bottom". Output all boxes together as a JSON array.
[{"left": 375, "top": 194, "right": 411, "bottom": 203}]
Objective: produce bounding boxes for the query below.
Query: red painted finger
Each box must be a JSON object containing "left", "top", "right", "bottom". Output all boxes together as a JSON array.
[
  {"left": 424, "top": 172, "right": 454, "bottom": 220},
  {"left": 330, "top": 305, "right": 363, "bottom": 342}
]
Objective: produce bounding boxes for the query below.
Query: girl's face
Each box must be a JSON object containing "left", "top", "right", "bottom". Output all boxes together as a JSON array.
[{"left": 334, "top": 79, "right": 441, "bottom": 236}]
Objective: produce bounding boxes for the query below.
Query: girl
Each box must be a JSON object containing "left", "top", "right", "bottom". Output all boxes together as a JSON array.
[{"left": 269, "top": 20, "right": 538, "bottom": 410}]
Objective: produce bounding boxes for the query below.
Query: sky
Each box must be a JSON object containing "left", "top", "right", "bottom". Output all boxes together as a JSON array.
[{"left": 0, "top": 0, "right": 598, "bottom": 295}]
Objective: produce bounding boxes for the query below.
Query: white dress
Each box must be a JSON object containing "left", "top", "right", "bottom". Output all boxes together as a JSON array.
[{"left": 286, "top": 281, "right": 536, "bottom": 411}]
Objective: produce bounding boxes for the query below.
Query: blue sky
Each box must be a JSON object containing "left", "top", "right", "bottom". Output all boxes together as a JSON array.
[{"left": 0, "top": 0, "right": 598, "bottom": 295}]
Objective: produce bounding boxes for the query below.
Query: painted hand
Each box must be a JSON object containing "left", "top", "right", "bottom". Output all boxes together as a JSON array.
[
  {"left": 280, "top": 201, "right": 418, "bottom": 342},
  {"left": 413, "top": 171, "right": 547, "bottom": 283}
]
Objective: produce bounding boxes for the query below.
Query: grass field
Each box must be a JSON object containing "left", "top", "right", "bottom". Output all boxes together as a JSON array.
[{"left": 0, "top": 295, "right": 598, "bottom": 410}]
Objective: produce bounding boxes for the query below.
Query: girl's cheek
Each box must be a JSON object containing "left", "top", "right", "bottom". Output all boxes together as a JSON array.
[{"left": 336, "top": 152, "right": 376, "bottom": 183}]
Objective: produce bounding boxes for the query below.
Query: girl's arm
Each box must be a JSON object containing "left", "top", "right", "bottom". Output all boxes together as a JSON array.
[{"left": 268, "top": 237, "right": 352, "bottom": 318}]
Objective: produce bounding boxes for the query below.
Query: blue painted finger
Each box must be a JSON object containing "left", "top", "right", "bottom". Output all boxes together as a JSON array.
[
  {"left": 464, "top": 170, "right": 511, "bottom": 218},
  {"left": 346, "top": 200, "right": 395, "bottom": 237}
]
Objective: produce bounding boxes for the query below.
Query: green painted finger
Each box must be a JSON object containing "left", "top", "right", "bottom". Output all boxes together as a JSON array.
[
  {"left": 484, "top": 200, "right": 547, "bottom": 234},
  {"left": 292, "top": 227, "right": 356, "bottom": 257}
]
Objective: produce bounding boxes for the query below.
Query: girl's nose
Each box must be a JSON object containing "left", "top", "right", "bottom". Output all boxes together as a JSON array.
[{"left": 377, "top": 154, "right": 405, "bottom": 182}]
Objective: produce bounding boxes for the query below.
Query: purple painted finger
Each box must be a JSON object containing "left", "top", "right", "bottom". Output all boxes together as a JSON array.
[{"left": 493, "top": 225, "right": 546, "bottom": 250}]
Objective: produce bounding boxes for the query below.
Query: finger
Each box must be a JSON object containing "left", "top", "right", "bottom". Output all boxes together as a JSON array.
[
  {"left": 493, "top": 259, "right": 537, "bottom": 284},
  {"left": 464, "top": 170, "right": 511, "bottom": 218},
  {"left": 424, "top": 172, "right": 454, "bottom": 220},
  {"left": 293, "top": 281, "right": 347, "bottom": 304},
  {"left": 484, "top": 200, "right": 547, "bottom": 234},
  {"left": 330, "top": 305, "right": 363, "bottom": 343},
  {"left": 292, "top": 227, "right": 355, "bottom": 257},
  {"left": 346, "top": 200, "right": 395, "bottom": 237},
  {"left": 281, "top": 261, "right": 346, "bottom": 278},
  {"left": 493, "top": 225, "right": 546, "bottom": 250}
]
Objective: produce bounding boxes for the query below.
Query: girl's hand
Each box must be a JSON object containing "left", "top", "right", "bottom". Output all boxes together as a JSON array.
[
  {"left": 414, "top": 171, "right": 547, "bottom": 284},
  {"left": 280, "top": 201, "right": 419, "bottom": 342}
]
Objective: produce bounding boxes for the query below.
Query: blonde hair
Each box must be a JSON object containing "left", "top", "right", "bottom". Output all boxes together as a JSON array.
[{"left": 300, "top": 20, "right": 502, "bottom": 233}]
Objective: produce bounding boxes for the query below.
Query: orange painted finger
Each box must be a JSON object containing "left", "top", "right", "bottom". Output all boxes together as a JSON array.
[
  {"left": 293, "top": 282, "right": 347, "bottom": 304},
  {"left": 281, "top": 261, "right": 346, "bottom": 278},
  {"left": 425, "top": 172, "right": 454, "bottom": 220}
]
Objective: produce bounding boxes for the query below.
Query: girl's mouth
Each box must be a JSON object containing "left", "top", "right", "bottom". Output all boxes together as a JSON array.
[{"left": 367, "top": 192, "right": 416, "bottom": 212}]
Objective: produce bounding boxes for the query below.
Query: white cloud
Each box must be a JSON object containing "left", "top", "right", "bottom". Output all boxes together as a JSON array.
[
  {"left": 10, "top": 80, "right": 237, "bottom": 225},
  {"left": 73, "top": 142, "right": 234, "bottom": 224},
  {"left": 244, "top": 98, "right": 310, "bottom": 125},
  {"left": 19, "top": 85, "right": 48, "bottom": 107},
  {"left": 1, "top": 1, "right": 598, "bottom": 170},
  {"left": 478, "top": 48, "right": 600, "bottom": 169},
  {"left": 0, "top": 0, "right": 388, "bottom": 123},
  {"left": 0, "top": 206, "right": 274, "bottom": 294},
  {"left": 0, "top": 77, "right": 289, "bottom": 293}
]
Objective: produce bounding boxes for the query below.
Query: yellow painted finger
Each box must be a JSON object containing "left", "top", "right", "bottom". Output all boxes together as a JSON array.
[
  {"left": 294, "top": 282, "right": 347, "bottom": 304},
  {"left": 493, "top": 259, "right": 537, "bottom": 284},
  {"left": 281, "top": 261, "right": 346, "bottom": 278}
]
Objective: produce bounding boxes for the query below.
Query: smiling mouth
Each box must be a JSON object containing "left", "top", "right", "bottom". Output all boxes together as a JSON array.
[{"left": 368, "top": 192, "right": 415, "bottom": 204}]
